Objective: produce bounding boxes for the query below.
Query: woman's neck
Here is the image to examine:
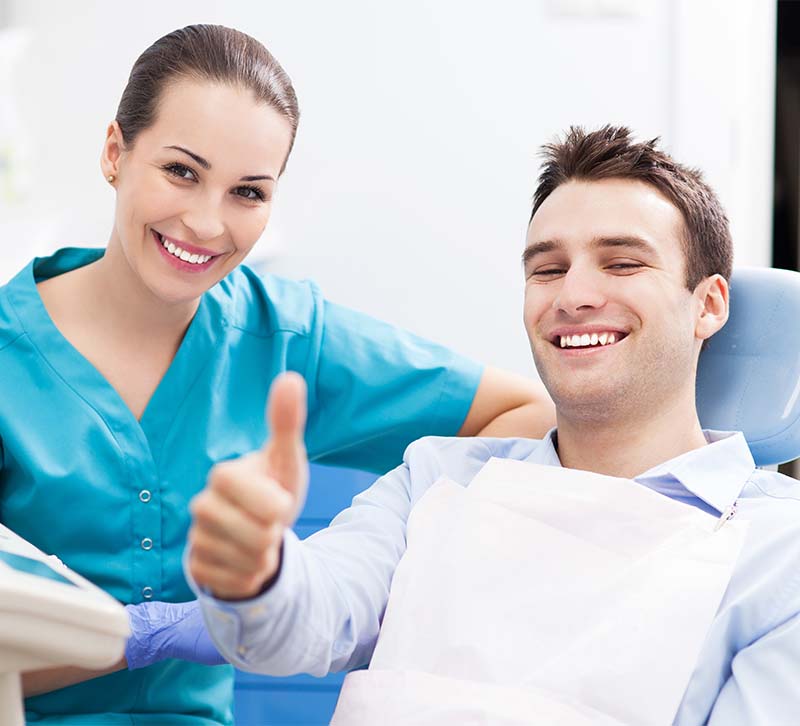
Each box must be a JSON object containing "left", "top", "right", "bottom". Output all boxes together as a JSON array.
[{"left": 82, "top": 240, "right": 199, "bottom": 346}]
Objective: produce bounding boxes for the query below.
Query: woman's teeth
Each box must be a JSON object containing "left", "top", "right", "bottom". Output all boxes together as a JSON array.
[
  {"left": 157, "top": 233, "right": 212, "bottom": 265},
  {"left": 559, "top": 332, "right": 617, "bottom": 348}
]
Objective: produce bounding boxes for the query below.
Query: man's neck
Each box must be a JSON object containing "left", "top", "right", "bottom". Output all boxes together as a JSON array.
[{"left": 554, "top": 395, "right": 708, "bottom": 479}]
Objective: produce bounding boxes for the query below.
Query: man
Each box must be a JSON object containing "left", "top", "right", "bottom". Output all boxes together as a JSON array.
[{"left": 186, "top": 126, "right": 800, "bottom": 724}]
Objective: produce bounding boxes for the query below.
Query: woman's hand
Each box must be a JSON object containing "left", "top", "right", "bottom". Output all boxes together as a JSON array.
[
  {"left": 188, "top": 373, "right": 309, "bottom": 600},
  {"left": 124, "top": 600, "right": 226, "bottom": 669}
]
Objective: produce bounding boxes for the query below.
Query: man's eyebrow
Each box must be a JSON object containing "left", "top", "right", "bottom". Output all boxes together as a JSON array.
[
  {"left": 164, "top": 146, "right": 275, "bottom": 183},
  {"left": 521, "top": 240, "right": 561, "bottom": 266},
  {"left": 522, "top": 235, "right": 660, "bottom": 266},
  {"left": 590, "top": 235, "right": 658, "bottom": 255}
]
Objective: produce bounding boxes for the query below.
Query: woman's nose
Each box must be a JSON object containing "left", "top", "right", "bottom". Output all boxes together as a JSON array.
[{"left": 182, "top": 197, "right": 226, "bottom": 242}]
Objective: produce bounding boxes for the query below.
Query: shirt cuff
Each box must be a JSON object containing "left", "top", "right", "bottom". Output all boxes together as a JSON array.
[{"left": 183, "top": 530, "right": 304, "bottom": 668}]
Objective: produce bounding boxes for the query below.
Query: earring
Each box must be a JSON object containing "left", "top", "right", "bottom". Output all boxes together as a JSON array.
[{"left": 107, "top": 174, "right": 116, "bottom": 183}]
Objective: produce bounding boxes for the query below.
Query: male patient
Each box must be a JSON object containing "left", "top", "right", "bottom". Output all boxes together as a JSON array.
[{"left": 186, "top": 126, "right": 800, "bottom": 725}]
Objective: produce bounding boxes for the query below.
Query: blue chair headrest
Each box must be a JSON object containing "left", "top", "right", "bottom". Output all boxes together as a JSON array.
[{"left": 697, "top": 266, "right": 800, "bottom": 466}]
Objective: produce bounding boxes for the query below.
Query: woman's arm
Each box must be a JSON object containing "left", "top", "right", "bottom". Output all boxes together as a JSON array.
[
  {"left": 458, "top": 366, "right": 555, "bottom": 439},
  {"left": 21, "top": 599, "right": 224, "bottom": 696},
  {"left": 22, "top": 660, "right": 126, "bottom": 698}
]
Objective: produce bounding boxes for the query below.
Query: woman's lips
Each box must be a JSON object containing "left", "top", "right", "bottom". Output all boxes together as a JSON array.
[{"left": 152, "top": 230, "right": 218, "bottom": 272}]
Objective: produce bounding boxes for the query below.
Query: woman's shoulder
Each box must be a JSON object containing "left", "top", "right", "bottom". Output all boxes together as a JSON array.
[
  {"left": 209, "top": 265, "right": 324, "bottom": 337},
  {"left": 0, "top": 272, "right": 27, "bottom": 353}
]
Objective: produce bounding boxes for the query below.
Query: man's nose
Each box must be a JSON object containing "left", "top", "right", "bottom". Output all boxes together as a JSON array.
[
  {"left": 552, "top": 267, "right": 607, "bottom": 315},
  {"left": 182, "top": 194, "right": 226, "bottom": 242}
]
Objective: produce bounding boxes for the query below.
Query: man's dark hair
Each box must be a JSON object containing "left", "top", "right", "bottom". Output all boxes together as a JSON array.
[{"left": 531, "top": 125, "right": 733, "bottom": 290}]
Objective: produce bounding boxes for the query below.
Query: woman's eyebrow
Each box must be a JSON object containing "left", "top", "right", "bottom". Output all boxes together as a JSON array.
[
  {"left": 163, "top": 145, "right": 274, "bottom": 182},
  {"left": 165, "top": 145, "right": 210, "bottom": 169}
]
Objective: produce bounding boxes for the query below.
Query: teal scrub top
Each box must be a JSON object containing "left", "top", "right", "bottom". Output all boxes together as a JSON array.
[{"left": 0, "top": 248, "right": 482, "bottom": 725}]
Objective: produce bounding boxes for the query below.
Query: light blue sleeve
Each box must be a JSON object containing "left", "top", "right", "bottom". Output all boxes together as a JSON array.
[
  {"left": 707, "top": 612, "right": 800, "bottom": 725},
  {"left": 191, "top": 458, "right": 416, "bottom": 676},
  {"left": 305, "top": 298, "right": 483, "bottom": 473}
]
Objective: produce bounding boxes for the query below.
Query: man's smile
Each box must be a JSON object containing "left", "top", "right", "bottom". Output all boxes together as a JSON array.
[{"left": 547, "top": 326, "right": 630, "bottom": 351}]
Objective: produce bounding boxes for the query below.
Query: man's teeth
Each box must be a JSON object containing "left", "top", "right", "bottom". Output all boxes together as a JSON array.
[
  {"left": 559, "top": 332, "right": 618, "bottom": 348},
  {"left": 158, "top": 234, "right": 211, "bottom": 264}
]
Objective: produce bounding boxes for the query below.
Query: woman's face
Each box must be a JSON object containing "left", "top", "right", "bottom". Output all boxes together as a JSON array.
[{"left": 102, "top": 79, "right": 294, "bottom": 304}]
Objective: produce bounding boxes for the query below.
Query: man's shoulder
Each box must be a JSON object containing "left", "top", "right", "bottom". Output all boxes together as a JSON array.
[
  {"left": 401, "top": 436, "right": 546, "bottom": 492},
  {"left": 743, "top": 468, "right": 800, "bottom": 529}
]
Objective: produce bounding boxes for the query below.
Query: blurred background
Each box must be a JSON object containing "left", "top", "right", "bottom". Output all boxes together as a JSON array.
[{"left": 0, "top": 0, "right": 781, "bottom": 379}]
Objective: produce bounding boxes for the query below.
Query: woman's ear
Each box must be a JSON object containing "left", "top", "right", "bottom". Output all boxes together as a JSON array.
[
  {"left": 100, "top": 120, "right": 124, "bottom": 183},
  {"left": 695, "top": 274, "right": 730, "bottom": 342}
]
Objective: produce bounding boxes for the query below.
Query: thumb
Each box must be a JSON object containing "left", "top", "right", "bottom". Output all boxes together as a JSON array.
[{"left": 264, "top": 372, "right": 309, "bottom": 513}]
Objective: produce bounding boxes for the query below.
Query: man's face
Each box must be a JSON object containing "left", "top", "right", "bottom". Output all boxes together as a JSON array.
[{"left": 523, "top": 178, "right": 713, "bottom": 424}]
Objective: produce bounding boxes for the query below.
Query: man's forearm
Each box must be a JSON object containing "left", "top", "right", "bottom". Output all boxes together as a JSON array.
[{"left": 21, "top": 658, "right": 126, "bottom": 698}]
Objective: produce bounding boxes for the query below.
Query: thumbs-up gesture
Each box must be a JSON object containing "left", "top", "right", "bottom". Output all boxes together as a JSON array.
[{"left": 188, "top": 373, "right": 309, "bottom": 600}]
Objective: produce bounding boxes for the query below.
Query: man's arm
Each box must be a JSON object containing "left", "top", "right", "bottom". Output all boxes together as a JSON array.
[
  {"left": 188, "top": 373, "right": 418, "bottom": 676},
  {"left": 459, "top": 366, "right": 554, "bottom": 438},
  {"left": 705, "top": 612, "right": 800, "bottom": 725}
]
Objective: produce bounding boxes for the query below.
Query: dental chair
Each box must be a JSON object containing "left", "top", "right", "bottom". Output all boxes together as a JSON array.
[{"left": 234, "top": 266, "right": 800, "bottom": 725}]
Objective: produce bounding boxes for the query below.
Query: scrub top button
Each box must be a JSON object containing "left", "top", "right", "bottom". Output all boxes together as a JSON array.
[
  {"left": 141, "top": 537, "right": 153, "bottom": 551},
  {"left": 142, "top": 586, "right": 154, "bottom": 599},
  {"left": 139, "top": 489, "right": 152, "bottom": 503}
]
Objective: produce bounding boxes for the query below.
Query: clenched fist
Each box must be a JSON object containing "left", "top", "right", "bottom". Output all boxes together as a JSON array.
[{"left": 188, "top": 372, "right": 309, "bottom": 600}]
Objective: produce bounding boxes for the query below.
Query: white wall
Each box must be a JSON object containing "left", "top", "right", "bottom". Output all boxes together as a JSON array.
[{"left": 1, "top": 0, "right": 776, "bottom": 376}]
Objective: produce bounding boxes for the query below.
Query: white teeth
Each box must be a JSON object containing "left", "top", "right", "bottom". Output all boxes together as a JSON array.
[
  {"left": 157, "top": 232, "right": 212, "bottom": 265},
  {"left": 559, "top": 331, "right": 621, "bottom": 348}
]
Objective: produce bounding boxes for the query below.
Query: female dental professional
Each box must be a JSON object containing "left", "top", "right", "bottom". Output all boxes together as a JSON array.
[{"left": 0, "top": 24, "right": 553, "bottom": 726}]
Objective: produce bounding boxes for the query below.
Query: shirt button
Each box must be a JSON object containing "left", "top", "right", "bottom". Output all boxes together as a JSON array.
[
  {"left": 141, "top": 537, "right": 154, "bottom": 551},
  {"left": 139, "top": 490, "right": 152, "bottom": 503},
  {"left": 142, "top": 586, "right": 154, "bottom": 600}
]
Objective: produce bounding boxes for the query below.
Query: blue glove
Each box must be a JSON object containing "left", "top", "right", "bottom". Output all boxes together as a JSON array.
[{"left": 124, "top": 599, "right": 227, "bottom": 670}]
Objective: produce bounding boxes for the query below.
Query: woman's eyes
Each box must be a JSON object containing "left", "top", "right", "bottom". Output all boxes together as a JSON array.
[
  {"left": 162, "top": 163, "right": 267, "bottom": 203},
  {"left": 162, "top": 162, "right": 197, "bottom": 182},
  {"left": 233, "top": 185, "right": 266, "bottom": 202}
]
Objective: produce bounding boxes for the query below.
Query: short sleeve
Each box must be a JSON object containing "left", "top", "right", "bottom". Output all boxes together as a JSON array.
[{"left": 304, "top": 299, "right": 483, "bottom": 473}]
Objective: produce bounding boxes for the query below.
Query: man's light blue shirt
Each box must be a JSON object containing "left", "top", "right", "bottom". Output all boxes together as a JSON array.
[{"left": 192, "top": 431, "right": 800, "bottom": 725}]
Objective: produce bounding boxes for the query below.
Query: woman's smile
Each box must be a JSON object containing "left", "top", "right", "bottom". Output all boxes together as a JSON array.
[{"left": 151, "top": 229, "right": 220, "bottom": 273}]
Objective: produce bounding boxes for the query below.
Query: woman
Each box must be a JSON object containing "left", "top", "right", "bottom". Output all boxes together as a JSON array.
[{"left": 1, "top": 25, "right": 553, "bottom": 725}]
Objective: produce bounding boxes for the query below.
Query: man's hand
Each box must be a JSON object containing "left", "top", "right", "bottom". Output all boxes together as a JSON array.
[{"left": 188, "top": 373, "right": 309, "bottom": 600}]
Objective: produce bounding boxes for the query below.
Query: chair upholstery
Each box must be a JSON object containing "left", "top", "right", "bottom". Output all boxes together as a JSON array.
[{"left": 697, "top": 266, "right": 800, "bottom": 466}]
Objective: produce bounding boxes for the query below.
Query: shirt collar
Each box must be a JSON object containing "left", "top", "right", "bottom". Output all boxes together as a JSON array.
[{"left": 531, "top": 427, "right": 754, "bottom": 514}]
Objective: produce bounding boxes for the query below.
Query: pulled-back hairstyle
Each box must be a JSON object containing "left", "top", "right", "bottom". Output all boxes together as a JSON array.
[
  {"left": 531, "top": 125, "right": 732, "bottom": 290},
  {"left": 116, "top": 24, "right": 299, "bottom": 171}
]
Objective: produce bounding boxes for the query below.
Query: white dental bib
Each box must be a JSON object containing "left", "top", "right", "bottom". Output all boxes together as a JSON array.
[{"left": 331, "top": 458, "right": 748, "bottom": 725}]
